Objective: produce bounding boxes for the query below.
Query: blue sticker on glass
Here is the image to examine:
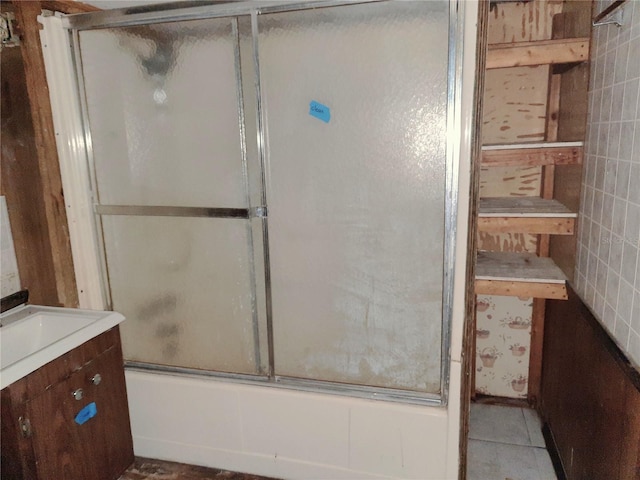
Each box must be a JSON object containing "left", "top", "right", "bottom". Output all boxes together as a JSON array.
[
  {"left": 74, "top": 402, "right": 97, "bottom": 425},
  {"left": 309, "top": 101, "right": 331, "bottom": 123}
]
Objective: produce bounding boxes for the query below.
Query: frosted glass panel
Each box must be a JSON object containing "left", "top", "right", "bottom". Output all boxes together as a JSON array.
[
  {"left": 260, "top": 2, "right": 449, "bottom": 392},
  {"left": 78, "top": 18, "right": 246, "bottom": 207},
  {"left": 102, "top": 216, "right": 263, "bottom": 374}
]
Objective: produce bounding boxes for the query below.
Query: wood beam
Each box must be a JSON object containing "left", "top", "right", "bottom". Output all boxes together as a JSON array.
[
  {"left": 475, "top": 280, "right": 568, "bottom": 300},
  {"left": 486, "top": 38, "right": 589, "bottom": 70},
  {"left": 11, "top": 1, "right": 78, "bottom": 307},
  {"left": 478, "top": 217, "right": 575, "bottom": 235},
  {"left": 40, "top": 1, "right": 100, "bottom": 14},
  {"left": 481, "top": 144, "right": 583, "bottom": 166}
]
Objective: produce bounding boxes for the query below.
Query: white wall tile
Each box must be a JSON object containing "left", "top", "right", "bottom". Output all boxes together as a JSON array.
[
  {"left": 577, "top": 7, "right": 640, "bottom": 368},
  {"left": 617, "top": 279, "right": 634, "bottom": 320},
  {"left": 621, "top": 241, "right": 638, "bottom": 285},
  {"left": 622, "top": 79, "right": 639, "bottom": 121}
]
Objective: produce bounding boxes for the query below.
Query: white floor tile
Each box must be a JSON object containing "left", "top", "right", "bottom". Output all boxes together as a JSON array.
[
  {"left": 467, "top": 440, "right": 557, "bottom": 480},
  {"left": 467, "top": 439, "right": 500, "bottom": 480},
  {"left": 469, "top": 404, "right": 531, "bottom": 446},
  {"left": 534, "top": 447, "right": 558, "bottom": 479},
  {"left": 522, "top": 408, "right": 546, "bottom": 448},
  {"left": 468, "top": 404, "right": 557, "bottom": 480}
]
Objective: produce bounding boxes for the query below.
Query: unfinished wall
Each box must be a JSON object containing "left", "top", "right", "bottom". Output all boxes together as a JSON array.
[
  {"left": 0, "top": 1, "right": 82, "bottom": 307},
  {"left": 475, "top": 0, "right": 562, "bottom": 398},
  {"left": 575, "top": 0, "right": 640, "bottom": 368}
]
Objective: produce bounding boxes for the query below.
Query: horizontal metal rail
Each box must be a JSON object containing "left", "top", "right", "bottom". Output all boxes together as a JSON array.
[{"left": 95, "top": 204, "right": 267, "bottom": 219}]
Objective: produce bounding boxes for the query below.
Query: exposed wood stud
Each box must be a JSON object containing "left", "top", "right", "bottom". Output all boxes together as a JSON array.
[
  {"left": 39, "top": 1, "right": 100, "bottom": 13},
  {"left": 528, "top": 298, "right": 546, "bottom": 407},
  {"left": 9, "top": 1, "right": 79, "bottom": 307},
  {"left": 475, "top": 251, "right": 568, "bottom": 299},
  {"left": 479, "top": 197, "right": 576, "bottom": 217},
  {"left": 475, "top": 279, "right": 568, "bottom": 300},
  {"left": 486, "top": 37, "right": 589, "bottom": 69},
  {"left": 462, "top": 1, "right": 490, "bottom": 449},
  {"left": 528, "top": 11, "right": 566, "bottom": 407},
  {"left": 476, "top": 251, "right": 567, "bottom": 283},
  {"left": 478, "top": 217, "right": 574, "bottom": 235},
  {"left": 481, "top": 143, "right": 583, "bottom": 166}
]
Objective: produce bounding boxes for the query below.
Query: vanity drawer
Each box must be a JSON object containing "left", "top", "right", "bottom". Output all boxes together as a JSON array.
[{"left": 4, "top": 328, "right": 120, "bottom": 404}]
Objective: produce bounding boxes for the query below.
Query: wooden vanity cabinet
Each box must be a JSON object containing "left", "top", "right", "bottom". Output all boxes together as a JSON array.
[{"left": 1, "top": 327, "right": 134, "bottom": 480}]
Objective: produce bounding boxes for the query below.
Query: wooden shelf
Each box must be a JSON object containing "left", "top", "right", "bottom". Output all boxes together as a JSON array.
[
  {"left": 486, "top": 38, "right": 589, "bottom": 69},
  {"left": 475, "top": 251, "right": 568, "bottom": 300},
  {"left": 478, "top": 197, "right": 576, "bottom": 234},
  {"left": 481, "top": 141, "right": 583, "bottom": 167}
]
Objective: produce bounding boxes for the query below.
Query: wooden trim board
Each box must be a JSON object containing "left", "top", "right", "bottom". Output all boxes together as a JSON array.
[
  {"left": 475, "top": 279, "right": 568, "bottom": 300},
  {"left": 475, "top": 252, "right": 568, "bottom": 299},
  {"left": 478, "top": 217, "right": 574, "bottom": 235},
  {"left": 481, "top": 143, "right": 583, "bottom": 166},
  {"left": 479, "top": 197, "right": 576, "bottom": 217},
  {"left": 482, "top": 141, "right": 583, "bottom": 150},
  {"left": 476, "top": 251, "right": 567, "bottom": 283},
  {"left": 10, "top": 1, "right": 79, "bottom": 307},
  {"left": 486, "top": 38, "right": 589, "bottom": 69}
]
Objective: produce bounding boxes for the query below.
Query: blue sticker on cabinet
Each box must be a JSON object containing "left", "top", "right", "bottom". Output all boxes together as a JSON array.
[
  {"left": 75, "top": 402, "right": 97, "bottom": 425},
  {"left": 309, "top": 101, "right": 331, "bottom": 123}
]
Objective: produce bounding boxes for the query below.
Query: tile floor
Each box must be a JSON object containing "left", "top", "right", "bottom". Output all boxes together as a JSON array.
[{"left": 467, "top": 403, "right": 558, "bottom": 480}]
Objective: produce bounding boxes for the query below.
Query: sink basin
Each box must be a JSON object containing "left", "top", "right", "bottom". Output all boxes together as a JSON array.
[{"left": 0, "top": 305, "right": 125, "bottom": 389}]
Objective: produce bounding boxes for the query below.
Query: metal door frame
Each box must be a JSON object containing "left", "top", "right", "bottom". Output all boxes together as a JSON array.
[{"left": 59, "top": 0, "right": 464, "bottom": 406}]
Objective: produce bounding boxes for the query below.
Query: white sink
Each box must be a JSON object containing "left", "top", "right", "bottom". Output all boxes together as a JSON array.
[{"left": 0, "top": 305, "right": 125, "bottom": 389}]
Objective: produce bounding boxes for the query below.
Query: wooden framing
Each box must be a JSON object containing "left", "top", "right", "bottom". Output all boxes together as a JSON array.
[
  {"left": 460, "top": 1, "right": 489, "bottom": 477},
  {"left": 475, "top": 251, "right": 568, "bottom": 300},
  {"left": 481, "top": 143, "right": 583, "bottom": 167},
  {"left": 476, "top": 251, "right": 567, "bottom": 282},
  {"left": 478, "top": 217, "right": 574, "bottom": 235},
  {"left": 486, "top": 38, "right": 589, "bottom": 69},
  {"left": 528, "top": 16, "right": 565, "bottom": 405},
  {"left": 39, "top": 1, "right": 100, "bottom": 13},
  {"left": 475, "top": 280, "right": 567, "bottom": 300},
  {"left": 1, "top": 20, "right": 59, "bottom": 306},
  {"left": 7, "top": 2, "right": 78, "bottom": 307},
  {"left": 479, "top": 196, "right": 575, "bottom": 216},
  {"left": 1, "top": 1, "right": 101, "bottom": 307},
  {"left": 478, "top": 197, "right": 576, "bottom": 234},
  {"left": 473, "top": 0, "right": 590, "bottom": 417}
]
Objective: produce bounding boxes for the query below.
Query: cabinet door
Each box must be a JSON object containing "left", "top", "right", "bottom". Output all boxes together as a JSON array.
[{"left": 26, "top": 345, "right": 133, "bottom": 480}]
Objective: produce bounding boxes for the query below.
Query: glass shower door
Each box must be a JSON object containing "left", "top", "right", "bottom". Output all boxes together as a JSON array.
[
  {"left": 76, "top": 16, "right": 267, "bottom": 375},
  {"left": 67, "top": 0, "right": 456, "bottom": 402},
  {"left": 257, "top": 1, "right": 450, "bottom": 394}
]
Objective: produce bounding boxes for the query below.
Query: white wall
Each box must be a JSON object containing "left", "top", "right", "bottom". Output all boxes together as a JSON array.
[
  {"left": 575, "top": 0, "right": 640, "bottom": 368},
  {"left": 1, "top": 196, "right": 21, "bottom": 297}
]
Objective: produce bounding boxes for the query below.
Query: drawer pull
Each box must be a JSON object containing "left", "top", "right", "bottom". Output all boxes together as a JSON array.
[
  {"left": 72, "top": 388, "right": 84, "bottom": 401},
  {"left": 90, "top": 373, "right": 102, "bottom": 386}
]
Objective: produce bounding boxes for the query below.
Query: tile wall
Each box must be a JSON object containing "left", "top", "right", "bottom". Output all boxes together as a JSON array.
[{"left": 575, "top": 0, "right": 640, "bottom": 367}]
